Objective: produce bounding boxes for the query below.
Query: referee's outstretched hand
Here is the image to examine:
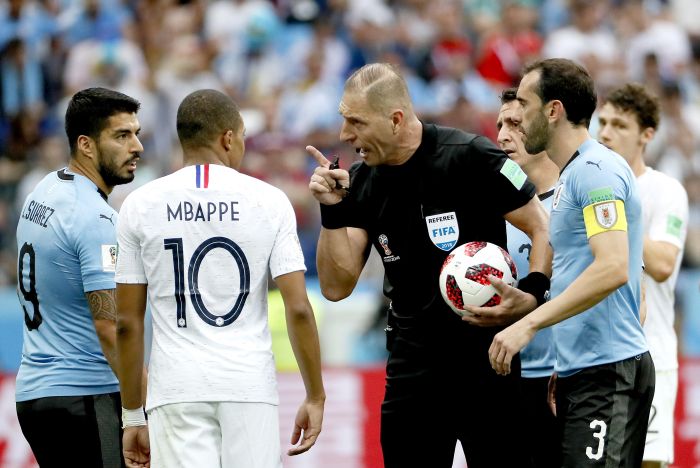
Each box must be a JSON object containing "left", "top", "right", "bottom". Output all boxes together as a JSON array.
[
  {"left": 461, "top": 275, "right": 537, "bottom": 327},
  {"left": 306, "top": 145, "right": 350, "bottom": 206},
  {"left": 123, "top": 425, "right": 150, "bottom": 468}
]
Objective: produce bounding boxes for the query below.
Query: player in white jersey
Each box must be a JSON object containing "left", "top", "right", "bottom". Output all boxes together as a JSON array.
[
  {"left": 598, "top": 83, "right": 688, "bottom": 468},
  {"left": 115, "top": 90, "right": 325, "bottom": 468}
]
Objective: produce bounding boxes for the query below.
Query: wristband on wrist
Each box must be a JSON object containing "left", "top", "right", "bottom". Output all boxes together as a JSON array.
[
  {"left": 320, "top": 199, "right": 350, "bottom": 229},
  {"left": 121, "top": 406, "right": 147, "bottom": 428},
  {"left": 516, "top": 271, "right": 550, "bottom": 306}
]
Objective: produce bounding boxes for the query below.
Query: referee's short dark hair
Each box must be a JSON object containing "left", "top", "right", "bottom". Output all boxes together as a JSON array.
[
  {"left": 604, "top": 83, "right": 660, "bottom": 131},
  {"left": 177, "top": 89, "right": 243, "bottom": 149},
  {"left": 522, "top": 58, "right": 597, "bottom": 128},
  {"left": 65, "top": 87, "right": 140, "bottom": 156}
]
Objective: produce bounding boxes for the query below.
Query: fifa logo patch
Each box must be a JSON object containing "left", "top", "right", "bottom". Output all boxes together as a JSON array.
[
  {"left": 425, "top": 212, "right": 459, "bottom": 251},
  {"left": 378, "top": 234, "right": 392, "bottom": 255},
  {"left": 101, "top": 244, "right": 117, "bottom": 272},
  {"left": 378, "top": 234, "right": 400, "bottom": 262}
]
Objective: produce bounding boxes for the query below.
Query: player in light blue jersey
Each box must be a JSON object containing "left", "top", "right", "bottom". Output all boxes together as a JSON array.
[
  {"left": 485, "top": 59, "right": 654, "bottom": 467},
  {"left": 15, "top": 88, "right": 143, "bottom": 467}
]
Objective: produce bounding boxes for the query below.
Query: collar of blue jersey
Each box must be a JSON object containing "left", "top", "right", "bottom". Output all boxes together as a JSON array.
[
  {"left": 57, "top": 168, "right": 108, "bottom": 201},
  {"left": 560, "top": 138, "right": 599, "bottom": 176},
  {"left": 538, "top": 188, "right": 555, "bottom": 201}
]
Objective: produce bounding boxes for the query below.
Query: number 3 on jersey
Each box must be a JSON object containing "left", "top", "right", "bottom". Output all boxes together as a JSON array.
[{"left": 164, "top": 236, "right": 250, "bottom": 328}]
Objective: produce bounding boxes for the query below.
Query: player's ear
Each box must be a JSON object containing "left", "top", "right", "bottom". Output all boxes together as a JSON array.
[
  {"left": 391, "top": 110, "right": 404, "bottom": 134},
  {"left": 548, "top": 100, "right": 564, "bottom": 122},
  {"left": 640, "top": 126, "right": 655, "bottom": 146},
  {"left": 221, "top": 130, "right": 233, "bottom": 151},
  {"left": 77, "top": 135, "right": 95, "bottom": 159}
]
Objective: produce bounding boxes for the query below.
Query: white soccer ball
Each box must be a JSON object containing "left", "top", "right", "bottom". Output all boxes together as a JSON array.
[{"left": 439, "top": 241, "right": 518, "bottom": 316}]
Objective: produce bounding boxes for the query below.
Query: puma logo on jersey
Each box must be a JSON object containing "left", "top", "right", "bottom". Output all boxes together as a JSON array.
[
  {"left": 586, "top": 160, "right": 602, "bottom": 170},
  {"left": 100, "top": 213, "right": 115, "bottom": 225}
]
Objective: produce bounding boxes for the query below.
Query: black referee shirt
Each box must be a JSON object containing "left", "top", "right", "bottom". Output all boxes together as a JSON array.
[{"left": 344, "top": 123, "right": 536, "bottom": 319}]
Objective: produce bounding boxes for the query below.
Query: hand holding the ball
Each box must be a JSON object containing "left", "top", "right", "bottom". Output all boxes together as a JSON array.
[
  {"left": 461, "top": 275, "right": 537, "bottom": 327},
  {"left": 488, "top": 316, "right": 538, "bottom": 375}
]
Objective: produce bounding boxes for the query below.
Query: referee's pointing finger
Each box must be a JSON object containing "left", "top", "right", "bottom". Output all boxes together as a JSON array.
[{"left": 306, "top": 145, "right": 330, "bottom": 167}]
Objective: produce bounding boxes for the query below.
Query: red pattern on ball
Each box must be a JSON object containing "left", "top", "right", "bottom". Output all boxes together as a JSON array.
[
  {"left": 445, "top": 274, "right": 464, "bottom": 310},
  {"left": 464, "top": 264, "right": 504, "bottom": 285},
  {"left": 441, "top": 252, "right": 455, "bottom": 273},
  {"left": 463, "top": 241, "right": 487, "bottom": 257},
  {"left": 483, "top": 293, "right": 502, "bottom": 307},
  {"left": 498, "top": 246, "right": 518, "bottom": 280}
]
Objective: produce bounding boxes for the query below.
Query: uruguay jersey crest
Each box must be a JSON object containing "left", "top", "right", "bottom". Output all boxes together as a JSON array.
[
  {"left": 594, "top": 201, "right": 617, "bottom": 228},
  {"left": 426, "top": 212, "right": 459, "bottom": 251}
]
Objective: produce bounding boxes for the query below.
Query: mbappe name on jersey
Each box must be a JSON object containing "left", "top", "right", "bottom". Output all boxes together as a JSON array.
[
  {"left": 167, "top": 201, "right": 240, "bottom": 222},
  {"left": 22, "top": 200, "right": 56, "bottom": 228}
]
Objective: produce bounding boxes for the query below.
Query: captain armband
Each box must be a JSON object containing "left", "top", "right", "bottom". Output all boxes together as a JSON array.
[
  {"left": 582, "top": 199, "right": 627, "bottom": 238},
  {"left": 516, "top": 271, "right": 550, "bottom": 306}
]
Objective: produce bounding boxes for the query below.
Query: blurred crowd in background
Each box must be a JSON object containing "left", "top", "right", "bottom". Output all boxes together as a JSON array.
[{"left": 1, "top": 0, "right": 700, "bottom": 297}]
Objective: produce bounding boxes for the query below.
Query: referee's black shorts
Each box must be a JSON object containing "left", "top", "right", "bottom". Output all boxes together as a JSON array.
[
  {"left": 16, "top": 392, "right": 125, "bottom": 468},
  {"left": 381, "top": 317, "right": 533, "bottom": 468},
  {"left": 556, "top": 352, "right": 655, "bottom": 468}
]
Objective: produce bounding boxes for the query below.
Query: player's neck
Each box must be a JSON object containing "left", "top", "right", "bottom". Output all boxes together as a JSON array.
[
  {"left": 68, "top": 158, "right": 112, "bottom": 195},
  {"left": 629, "top": 153, "right": 647, "bottom": 177},
  {"left": 390, "top": 117, "right": 423, "bottom": 166},
  {"left": 183, "top": 149, "right": 240, "bottom": 171},
  {"left": 526, "top": 161, "right": 560, "bottom": 193},
  {"left": 547, "top": 126, "right": 590, "bottom": 171}
]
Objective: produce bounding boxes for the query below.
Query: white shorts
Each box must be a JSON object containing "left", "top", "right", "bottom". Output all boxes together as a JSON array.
[
  {"left": 643, "top": 368, "right": 678, "bottom": 464},
  {"left": 148, "top": 401, "right": 282, "bottom": 468}
]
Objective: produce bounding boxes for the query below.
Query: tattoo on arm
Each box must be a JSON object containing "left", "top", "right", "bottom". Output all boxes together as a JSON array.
[{"left": 86, "top": 289, "right": 117, "bottom": 321}]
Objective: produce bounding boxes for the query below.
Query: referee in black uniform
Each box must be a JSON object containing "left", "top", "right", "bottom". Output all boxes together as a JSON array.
[{"left": 307, "top": 63, "right": 552, "bottom": 468}]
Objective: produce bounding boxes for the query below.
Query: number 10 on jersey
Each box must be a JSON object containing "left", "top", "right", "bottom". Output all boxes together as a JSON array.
[{"left": 164, "top": 237, "right": 250, "bottom": 328}]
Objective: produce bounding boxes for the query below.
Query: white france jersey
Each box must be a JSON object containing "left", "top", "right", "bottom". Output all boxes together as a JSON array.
[
  {"left": 506, "top": 188, "right": 556, "bottom": 379},
  {"left": 115, "top": 164, "right": 306, "bottom": 411},
  {"left": 638, "top": 167, "right": 688, "bottom": 371}
]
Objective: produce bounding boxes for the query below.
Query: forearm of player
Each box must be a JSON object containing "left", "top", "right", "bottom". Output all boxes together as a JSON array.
[
  {"left": 527, "top": 227, "right": 553, "bottom": 278},
  {"left": 115, "top": 283, "right": 148, "bottom": 409},
  {"left": 276, "top": 272, "right": 325, "bottom": 401},
  {"left": 524, "top": 230, "right": 629, "bottom": 332},
  {"left": 286, "top": 307, "right": 326, "bottom": 401},
  {"left": 642, "top": 237, "right": 680, "bottom": 282},
  {"left": 87, "top": 289, "right": 120, "bottom": 373},
  {"left": 316, "top": 227, "right": 369, "bottom": 301}
]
